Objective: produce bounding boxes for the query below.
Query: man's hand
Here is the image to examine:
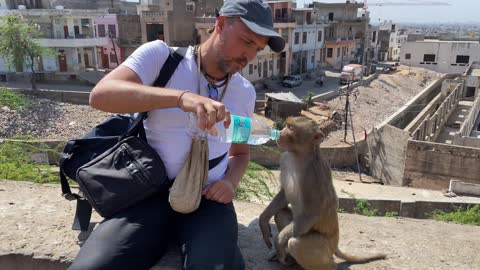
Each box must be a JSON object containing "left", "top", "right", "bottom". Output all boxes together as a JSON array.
[
  {"left": 202, "top": 180, "right": 236, "bottom": 204},
  {"left": 178, "top": 92, "right": 231, "bottom": 131}
]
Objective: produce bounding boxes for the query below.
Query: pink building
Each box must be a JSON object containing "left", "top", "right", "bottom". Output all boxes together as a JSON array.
[{"left": 94, "top": 15, "right": 122, "bottom": 69}]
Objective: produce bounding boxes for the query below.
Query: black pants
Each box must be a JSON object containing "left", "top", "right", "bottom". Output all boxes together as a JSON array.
[{"left": 68, "top": 192, "right": 245, "bottom": 270}]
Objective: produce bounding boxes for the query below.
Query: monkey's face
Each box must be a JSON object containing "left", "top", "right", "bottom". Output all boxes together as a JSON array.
[{"left": 277, "top": 116, "right": 320, "bottom": 153}]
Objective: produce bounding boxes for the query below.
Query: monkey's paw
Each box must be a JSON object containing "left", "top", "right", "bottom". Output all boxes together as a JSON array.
[{"left": 269, "top": 251, "right": 296, "bottom": 267}]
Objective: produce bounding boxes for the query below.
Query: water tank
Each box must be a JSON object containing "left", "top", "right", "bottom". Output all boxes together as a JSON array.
[
  {"left": 18, "top": 5, "right": 26, "bottom": 9},
  {"left": 55, "top": 5, "right": 64, "bottom": 10}
]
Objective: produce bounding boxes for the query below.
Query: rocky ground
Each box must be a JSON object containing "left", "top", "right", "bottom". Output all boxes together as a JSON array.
[{"left": 310, "top": 66, "right": 442, "bottom": 146}]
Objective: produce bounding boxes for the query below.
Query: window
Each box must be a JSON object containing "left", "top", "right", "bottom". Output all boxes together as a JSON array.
[
  {"left": 327, "top": 48, "right": 333, "bottom": 58},
  {"left": 81, "top": 18, "right": 90, "bottom": 27},
  {"left": 294, "top": 32, "right": 299, "bottom": 44},
  {"left": 249, "top": 64, "right": 253, "bottom": 75},
  {"left": 186, "top": 2, "right": 195, "bottom": 12},
  {"left": 423, "top": 54, "right": 435, "bottom": 62},
  {"left": 456, "top": 55, "right": 470, "bottom": 64},
  {"left": 372, "top": 31, "right": 376, "bottom": 42},
  {"left": 98, "top": 25, "right": 106, "bottom": 37},
  {"left": 318, "top": 31, "right": 322, "bottom": 42},
  {"left": 337, "top": 48, "right": 340, "bottom": 57},
  {"left": 302, "top": 32, "right": 307, "bottom": 44},
  {"left": 269, "top": 61, "right": 273, "bottom": 71},
  {"left": 108, "top": 25, "right": 116, "bottom": 38},
  {"left": 405, "top": 53, "right": 411, "bottom": 60},
  {"left": 311, "top": 55, "right": 314, "bottom": 63},
  {"left": 328, "top": 12, "right": 334, "bottom": 21}
]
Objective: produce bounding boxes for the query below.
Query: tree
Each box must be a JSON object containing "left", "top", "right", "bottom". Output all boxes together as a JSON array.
[{"left": 0, "top": 14, "right": 57, "bottom": 90}]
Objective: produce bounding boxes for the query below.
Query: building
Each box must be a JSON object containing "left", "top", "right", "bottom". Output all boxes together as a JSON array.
[
  {"left": 399, "top": 36, "right": 480, "bottom": 74},
  {"left": 374, "top": 21, "right": 407, "bottom": 62},
  {"left": 289, "top": 7, "right": 326, "bottom": 74},
  {"left": 0, "top": 0, "right": 141, "bottom": 75},
  {"left": 94, "top": 14, "right": 142, "bottom": 69},
  {"left": 311, "top": 1, "right": 369, "bottom": 70},
  {"left": 0, "top": 6, "right": 108, "bottom": 74},
  {"left": 138, "top": 0, "right": 221, "bottom": 47}
]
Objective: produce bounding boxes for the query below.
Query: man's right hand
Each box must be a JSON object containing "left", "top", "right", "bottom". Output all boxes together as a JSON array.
[{"left": 178, "top": 92, "right": 231, "bottom": 131}]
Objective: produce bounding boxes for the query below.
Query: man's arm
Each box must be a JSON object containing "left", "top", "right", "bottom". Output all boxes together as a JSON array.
[
  {"left": 202, "top": 144, "right": 249, "bottom": 204},
  {"left": 89, "top": 65, "right": 229, "bottom": 131}
]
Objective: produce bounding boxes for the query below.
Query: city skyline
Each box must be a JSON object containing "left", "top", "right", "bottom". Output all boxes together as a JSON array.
[{"left": 296, "top": 0, "right": 480, "bottom": 23}]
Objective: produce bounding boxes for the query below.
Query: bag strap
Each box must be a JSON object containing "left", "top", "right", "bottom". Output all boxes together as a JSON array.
[
  {"left": 65, "top": 47, "right": 187, "bottom": 231},
  {"left": 209, "top": 152, "right": 228, "bottom": 170},
  {"left": 125, "top": 47, "right": 189, "bottom": 139}
]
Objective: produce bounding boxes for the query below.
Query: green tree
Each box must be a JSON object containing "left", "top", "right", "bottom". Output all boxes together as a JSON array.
[{"left": 0, "top": 14, "right": 57, "bottom": 90}]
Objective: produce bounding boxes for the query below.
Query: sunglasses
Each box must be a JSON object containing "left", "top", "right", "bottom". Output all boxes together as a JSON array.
[{"left": 208, "top": 83, "right": 219, "bottom": 101}]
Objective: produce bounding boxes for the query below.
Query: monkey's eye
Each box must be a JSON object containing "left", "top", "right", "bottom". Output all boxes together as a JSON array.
[{"left": 287, "top": 125, "right": 294, "bottom": 131}]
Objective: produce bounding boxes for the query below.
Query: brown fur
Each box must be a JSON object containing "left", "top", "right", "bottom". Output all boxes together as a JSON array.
[{"left": 259, "top": 116, "right": 386, "bottom": 270}]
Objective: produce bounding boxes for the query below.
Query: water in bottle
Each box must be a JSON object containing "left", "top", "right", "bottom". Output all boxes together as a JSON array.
[{"left": 186, "top": 112, "right": 279, "bottom": 145}]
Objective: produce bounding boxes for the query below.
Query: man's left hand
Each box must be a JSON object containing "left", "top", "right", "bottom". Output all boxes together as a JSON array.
[{"left": 202, "top": 180, "right": 236, "bottom": 204}]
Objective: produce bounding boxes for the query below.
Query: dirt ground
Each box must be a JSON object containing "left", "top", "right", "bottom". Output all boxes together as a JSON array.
[{"left": 1, "top": 180, "right": 479, "bottom": 270}]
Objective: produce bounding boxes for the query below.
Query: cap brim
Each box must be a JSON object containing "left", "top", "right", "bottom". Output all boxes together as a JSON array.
[{"left": 239, "top": 17, "right": 286, "bottom": 53}]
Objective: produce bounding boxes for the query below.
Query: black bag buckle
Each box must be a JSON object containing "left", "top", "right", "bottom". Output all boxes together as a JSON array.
[{"left": 63, "top": 193, "right": 81, "bottom": 201}]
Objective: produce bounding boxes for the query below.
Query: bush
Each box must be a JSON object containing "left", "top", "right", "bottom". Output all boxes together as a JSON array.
[
  {"left": 0, "top": 136, "right": 59, "bottom": 184},
  {"left": 0, "top": 88, "right": 30, "bottom": 112},
  {"left": 431, "top": 205, "right": 480, "bottom": 226}
]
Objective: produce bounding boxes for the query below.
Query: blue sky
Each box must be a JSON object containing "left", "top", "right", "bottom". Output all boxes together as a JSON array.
[{"left": 296, "top": 0, "right": 480, "bottom": 23}]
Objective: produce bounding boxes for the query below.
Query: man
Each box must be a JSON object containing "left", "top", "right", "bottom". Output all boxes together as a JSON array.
[{"left": 68, "top": 1, "right": 285, "bottom": 269}]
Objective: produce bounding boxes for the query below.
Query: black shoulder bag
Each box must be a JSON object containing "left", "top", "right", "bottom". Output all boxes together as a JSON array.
[{"left": 59, "top": 47, "right": 226, "bottom": 231}]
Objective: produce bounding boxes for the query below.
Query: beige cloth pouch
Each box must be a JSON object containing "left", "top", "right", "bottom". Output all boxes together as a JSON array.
[{"left": 169, "top": 138, "right": 209, "bottom": 213}]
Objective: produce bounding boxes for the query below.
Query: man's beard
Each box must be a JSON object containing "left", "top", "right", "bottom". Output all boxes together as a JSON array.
[{"left": 217, "top": 56, "right": 248, "bottom": 75}]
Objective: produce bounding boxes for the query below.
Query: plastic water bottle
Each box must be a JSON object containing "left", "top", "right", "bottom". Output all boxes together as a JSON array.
[{"left": 186, "top": 112, "right": 279, "bottom": 145}]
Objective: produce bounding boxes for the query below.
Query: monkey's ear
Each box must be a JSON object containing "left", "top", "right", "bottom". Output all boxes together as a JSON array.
[{"left": 313, "top": 130, "right": 326, "bottom": 143}]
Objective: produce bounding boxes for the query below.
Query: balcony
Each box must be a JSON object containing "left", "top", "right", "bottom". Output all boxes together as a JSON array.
[
  {"left": 273, "top": 16, "right": 295, "bottom": 23},
  {"left": 36, "top": 37, "right": 109, "bottom": 48},
  {"left": 329, "top": 17, "right": 366, "bottom": 24}
]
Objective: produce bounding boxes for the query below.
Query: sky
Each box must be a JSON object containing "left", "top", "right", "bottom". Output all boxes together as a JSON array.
[{"left": 295, "top": 0, "right": 480, "bottom": 23}]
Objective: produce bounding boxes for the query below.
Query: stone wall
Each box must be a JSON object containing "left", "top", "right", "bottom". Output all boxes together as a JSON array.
[{"left": 404, "top": 140, "right": 480, "bottom": 187}]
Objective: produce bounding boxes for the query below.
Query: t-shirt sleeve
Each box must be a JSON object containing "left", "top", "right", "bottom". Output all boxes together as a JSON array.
[{"left": 121, "top": 40, "right": 170, "bottom": 86}]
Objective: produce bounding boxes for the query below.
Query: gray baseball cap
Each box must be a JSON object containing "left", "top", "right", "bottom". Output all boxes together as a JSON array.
[{"left": 218, "top": 0, "right": 286, "bottom": 53}]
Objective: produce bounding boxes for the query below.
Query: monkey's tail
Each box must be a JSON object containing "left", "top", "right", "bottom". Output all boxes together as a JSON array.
[{"left": 335, "top": 248, "right": 386, "bottom": 263}]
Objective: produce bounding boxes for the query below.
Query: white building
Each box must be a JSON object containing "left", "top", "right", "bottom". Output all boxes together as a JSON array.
[
  {"left": 290, "top": 7, "right": 326, "bottom": 74},
  {"left": 400, "top": 38, "right": 480, "bottom": 74},
  {"left": 0, "top": 7, "right": 108, "bottom": 73}
]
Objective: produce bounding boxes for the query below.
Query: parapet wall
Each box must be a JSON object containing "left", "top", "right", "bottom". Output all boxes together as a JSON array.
[{"left": 404, "top": 140, "right": 480, "bottom": 188}]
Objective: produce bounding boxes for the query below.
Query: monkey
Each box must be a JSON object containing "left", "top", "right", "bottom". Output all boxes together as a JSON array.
[{"left": 259, "top": 116, "right": 386, "bottom": 270}]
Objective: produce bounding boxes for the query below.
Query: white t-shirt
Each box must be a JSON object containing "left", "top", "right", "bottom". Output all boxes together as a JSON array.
[{"left": 122, "top": 40, "right": 256, "bottom": 183}]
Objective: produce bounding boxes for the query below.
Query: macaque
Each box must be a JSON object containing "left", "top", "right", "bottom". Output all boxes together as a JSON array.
[{"left": 259, "top": 116, "right": 386, "bottom": 270}]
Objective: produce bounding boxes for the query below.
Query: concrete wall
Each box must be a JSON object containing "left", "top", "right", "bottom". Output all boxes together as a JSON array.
[
  {"left": 380, "top": 74, "right": 456, "bottom": 130},
  {"left": 400, "top": 40, "right": 480, "bottom": 74},
  {"left": 367, "top": 124, "right": 410, "bottom": 186},
  {"left": 410, "top": 80, "right": 463, "bottom": 141},
  {"left": 404, "top": 140, "right": 480, "bottom": 186}
]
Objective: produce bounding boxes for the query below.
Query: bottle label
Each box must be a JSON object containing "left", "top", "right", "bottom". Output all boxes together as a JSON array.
[{"left": 231, "top": 115, "right": 251, "bottom": 143}]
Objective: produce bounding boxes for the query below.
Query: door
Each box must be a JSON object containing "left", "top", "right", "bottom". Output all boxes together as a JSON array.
[
  {"left": 84, "top": 53, "right": 90, "bottom": 68},
  {"left": 63, "top": 26, "right": 69, "bottom": 38},
  {"left": 263, "top": 61, "right": 268, "bottom": 78},
  {"left": 58, "top": 53, "right": 67, "bottom": 72},
  {"left": 101, "top": 53, "right": 109, "bottom": 69}
]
